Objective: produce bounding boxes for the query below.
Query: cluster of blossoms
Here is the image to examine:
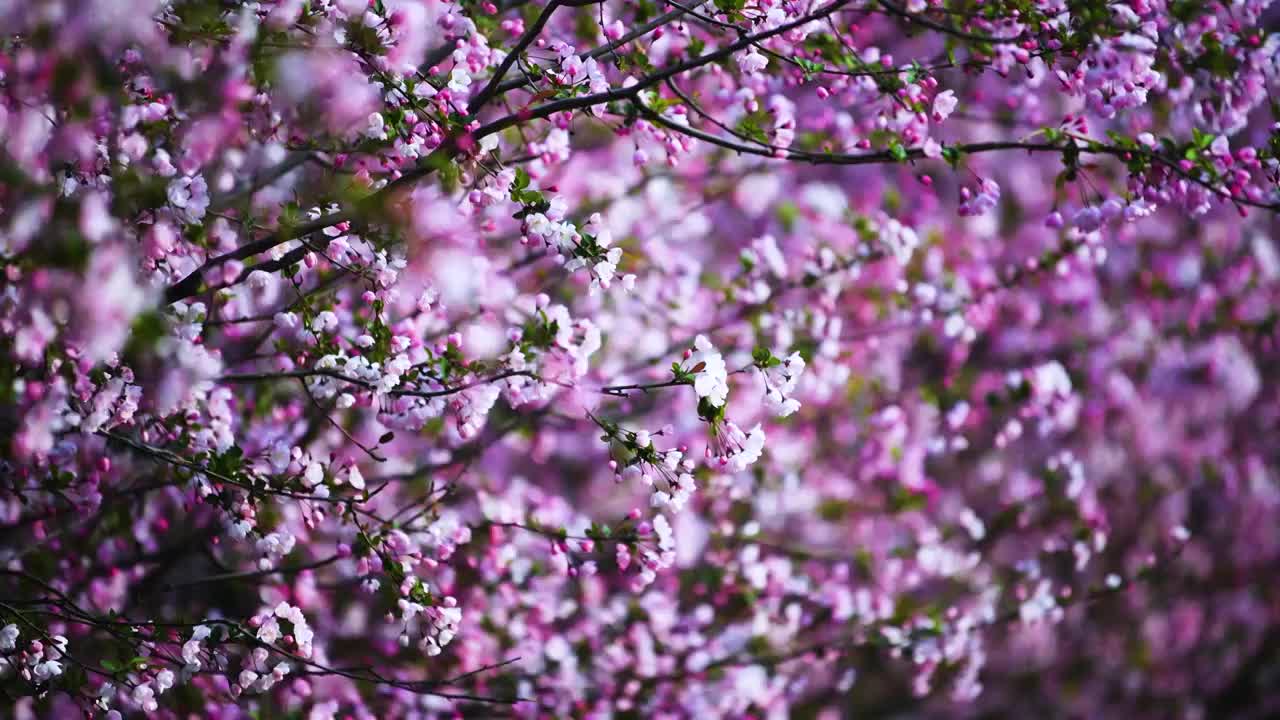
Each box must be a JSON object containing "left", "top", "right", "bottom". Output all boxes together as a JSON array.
[
  {"left": 3, "top": 0, "right": 1280, "bottom": 717},
  {"left": 252, "top": 602, "right": 314, "bottom": 661},
  {"left": 0, "top": 626, "right": 66, "bottom": 686}
]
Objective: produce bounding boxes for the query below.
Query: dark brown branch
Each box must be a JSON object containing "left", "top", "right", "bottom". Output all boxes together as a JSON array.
[
  {"left": 217, "top": 368, "right": 539, "bottom": 399},
  {"left": 158, "top": 553, "right": 342, "bottom": 590},
  {"left": 876, "top": 0, "right": 1030, "bottom": 44},
  {"left": 473, "top": 0, "right": 856, "bottom": 139},
  {"left": 484, "top": 0, "right": 713, "bottom": 100},
  {"left": 469, "top": 1, "right": 570, "bottom": 113}
]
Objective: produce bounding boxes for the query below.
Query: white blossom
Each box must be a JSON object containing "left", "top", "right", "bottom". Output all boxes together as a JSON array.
[{"left": 688, "top": 335, "right": 729, "bottom": 408}]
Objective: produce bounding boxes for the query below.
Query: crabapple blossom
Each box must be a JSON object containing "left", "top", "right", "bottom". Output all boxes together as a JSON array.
[
  {"left": 4, "top": 0, "right": 1280, "bottom": 717},
  {"left": 687, "top": 334, "right": 731, "bottom": 409}
]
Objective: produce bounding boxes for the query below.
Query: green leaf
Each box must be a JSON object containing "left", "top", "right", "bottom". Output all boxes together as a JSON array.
[
  {"left": 795, "top": 57, "right": 824, "bottom": 79},
  {"left": 713, "top": 0, "right": 747, "bottom": 16},
  {"left": 889, "top": 487, "right": 927, "bottom": 513},
  {"left": 735, "top": 118, "right": 770, "bottom": 145},
  {"left": 697, "top": 396, "right": 726, "bottom": 423},
  {"left": 776, "top": 201, "right": 799, "bottom": 231},
  {"left": 941, "top": 145, "right": 963, "bottom": 169}
]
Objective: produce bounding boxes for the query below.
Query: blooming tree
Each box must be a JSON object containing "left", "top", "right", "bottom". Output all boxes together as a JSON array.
[{"left": 3, "top": 0, "right": 1280, "bottom": 716}]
